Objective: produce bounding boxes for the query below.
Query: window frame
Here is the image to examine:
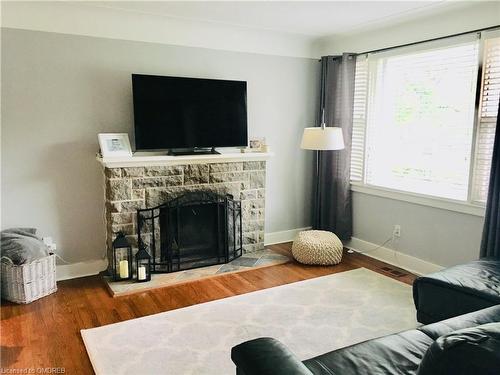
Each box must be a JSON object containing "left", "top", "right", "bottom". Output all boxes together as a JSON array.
[{"left": 349, "top": 33, "right": 500, "bottom": 217}]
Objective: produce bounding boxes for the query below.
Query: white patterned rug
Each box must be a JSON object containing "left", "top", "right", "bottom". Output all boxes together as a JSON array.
[{"left": 81, "top": 268, "right": 417, "bottom": 375}]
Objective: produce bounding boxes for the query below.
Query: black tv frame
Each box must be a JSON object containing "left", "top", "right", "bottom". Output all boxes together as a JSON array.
[{"left": 132, "top": 74, "right": 248, "bottom": 155}]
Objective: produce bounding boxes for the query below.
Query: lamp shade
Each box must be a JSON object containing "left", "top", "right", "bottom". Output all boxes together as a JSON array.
[{"left": 300, "top": 127, "right": 345, "bottom": 150}]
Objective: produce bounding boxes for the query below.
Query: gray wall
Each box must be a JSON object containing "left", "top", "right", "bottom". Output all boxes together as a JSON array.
[
  {"left": 352, "top": 193, "right": 484, "bottom": 267},
  {"left": 1, "top": 28, "right": 319, "bottom": 263}
]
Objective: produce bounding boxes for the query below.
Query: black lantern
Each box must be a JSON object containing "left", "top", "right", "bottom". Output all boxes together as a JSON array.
[
  {"left": 135, "top": 240, "right": 152, "bottom": 282},
  {"left": 112, "top": 232, "right": 132, "bottom": 281}
]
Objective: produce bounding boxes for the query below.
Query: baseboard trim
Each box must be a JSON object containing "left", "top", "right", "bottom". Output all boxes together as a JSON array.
[
  {"left": 345, "top": 237, "right": 443, "bottom": 276},
  {"left": 56, "top": 259, "right": 107, "bottom": 281},
  {"left": 264, "top": 227, "right": 312, "bottom": 246},
  {"left": 55, "top": 232, "right": 440, "bottom": 280}
]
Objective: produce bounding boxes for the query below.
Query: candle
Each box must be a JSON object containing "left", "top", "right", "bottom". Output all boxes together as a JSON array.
[
  {"left": 119, "top": 260, "right": 129, "bottom": 279},
  {"left": 138, "top": 265, "right": 147, "bottom": 281}
]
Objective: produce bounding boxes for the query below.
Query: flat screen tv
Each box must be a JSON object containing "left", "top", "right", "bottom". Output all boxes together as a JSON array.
[{"left": 132, "top": 74, "right": 248, "bottom": 153}]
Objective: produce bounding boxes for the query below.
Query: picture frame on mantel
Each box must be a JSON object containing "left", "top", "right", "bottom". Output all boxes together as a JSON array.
[{"left": 98, "top": 133, "right": 132, "bottom": 158}]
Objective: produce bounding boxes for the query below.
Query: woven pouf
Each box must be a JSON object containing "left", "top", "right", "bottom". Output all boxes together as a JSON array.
[{"left": 291, "top": 230, "right": 343, "bottom": 265}]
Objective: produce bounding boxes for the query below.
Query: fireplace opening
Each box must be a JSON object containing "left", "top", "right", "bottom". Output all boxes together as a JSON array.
[
  {"left": 137, "top": 191, "right": 242, "bottom": 273},
  {"left": 161, "top": 201, "right": 223, "bottom": 269}
]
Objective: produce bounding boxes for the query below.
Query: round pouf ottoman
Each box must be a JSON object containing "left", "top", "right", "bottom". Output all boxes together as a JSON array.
[{"left": 291, "top": 230, "right": 343, "bottom": 265}]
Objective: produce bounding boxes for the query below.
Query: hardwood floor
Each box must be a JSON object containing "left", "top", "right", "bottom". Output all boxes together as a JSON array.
[{"left": 1, "top": 243, "right": 416, "bottom": 374}]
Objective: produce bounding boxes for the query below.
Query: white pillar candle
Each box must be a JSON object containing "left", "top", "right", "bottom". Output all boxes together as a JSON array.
[
  {"left": 138, "top": 265, "right": 147, "bottom": 281},
  {"left": 119, "top": 260, "right": 129, "bottom": 279}
]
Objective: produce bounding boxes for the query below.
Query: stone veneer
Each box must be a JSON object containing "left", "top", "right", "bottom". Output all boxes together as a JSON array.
[{"left": 103, "top": 161, "right": 266, "bottom": 268}]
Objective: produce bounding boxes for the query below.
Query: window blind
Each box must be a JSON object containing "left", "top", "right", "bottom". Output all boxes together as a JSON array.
[
  {"left": 350, "top": 55, "right": 368, "bottom": 182},
  {"left": 472, "top": 37, "right": 500, "bottom": 203},
  {"left": 360, "top": 40, "right": 480, "bottom": 200}
]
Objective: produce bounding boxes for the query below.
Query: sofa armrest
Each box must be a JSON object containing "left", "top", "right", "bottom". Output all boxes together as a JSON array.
[{"left": 231, "top": 337, "right": 313, "bottom": 375}]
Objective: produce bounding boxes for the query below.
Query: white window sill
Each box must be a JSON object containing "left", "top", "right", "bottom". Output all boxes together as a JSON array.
[{"left": 350, "top": 182, "right": 486, "bottom": 217}]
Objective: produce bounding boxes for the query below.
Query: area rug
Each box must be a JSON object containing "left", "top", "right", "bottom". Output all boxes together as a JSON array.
[{"left": 82, "top": 268, "right": 417, "bottom": 375}]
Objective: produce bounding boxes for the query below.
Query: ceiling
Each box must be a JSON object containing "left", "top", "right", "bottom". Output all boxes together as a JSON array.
[{"left": 85, "top": 1, "right": 473, "bottom": 37}]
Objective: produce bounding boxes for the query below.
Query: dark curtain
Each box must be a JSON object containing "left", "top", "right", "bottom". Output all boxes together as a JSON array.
[
  {"left": 480, "top": 99, "right": 500, "bottom": 258},
  {"left": 312, "top": 54, "right": 356, "bottom": 240}
]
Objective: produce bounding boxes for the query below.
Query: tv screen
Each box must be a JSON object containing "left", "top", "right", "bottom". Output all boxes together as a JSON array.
[{"left": 132, "top": 74, "right": 248, "bottom": 150}]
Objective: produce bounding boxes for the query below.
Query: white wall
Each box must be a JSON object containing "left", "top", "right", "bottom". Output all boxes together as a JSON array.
[
  {"left": 317, "top": 1, "right": 500, "bottom": 268},
  {"left": 1, "top": 28, "right": 319, "bottom": 266}
]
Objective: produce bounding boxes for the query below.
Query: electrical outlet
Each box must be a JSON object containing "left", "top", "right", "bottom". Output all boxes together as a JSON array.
[
  {"left": 42, "top": 237, "right": 53, "bottom": 246},
  {"left": 393, "top": 225, "right": 401, "bottom": 238}
]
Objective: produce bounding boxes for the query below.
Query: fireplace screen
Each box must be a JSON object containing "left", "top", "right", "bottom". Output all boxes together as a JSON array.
[{"left": 137, "top": 191, "right": 242, "bottom": 273}]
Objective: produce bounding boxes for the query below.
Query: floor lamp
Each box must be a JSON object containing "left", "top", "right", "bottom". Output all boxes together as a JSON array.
[{"left": 300, "top": 121, "right": 345, "bottom": 231}]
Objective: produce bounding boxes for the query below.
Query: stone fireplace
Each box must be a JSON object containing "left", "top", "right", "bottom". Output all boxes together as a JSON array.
[{"left": 99, "top": 154, "right": 270, "bottom": 274}]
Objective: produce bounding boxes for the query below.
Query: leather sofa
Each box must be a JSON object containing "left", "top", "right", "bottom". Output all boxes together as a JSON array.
[
  {"left": 413, "top": 258, "right": 500, "bottom": 324},
  {"left": 231, "top": 305, "right": 500, "bottom": 375}
]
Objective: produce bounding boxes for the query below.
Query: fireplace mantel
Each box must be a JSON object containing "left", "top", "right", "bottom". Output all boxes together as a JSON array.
[{"left": 98, "top": 151, "right": 273, "bottom": 168}]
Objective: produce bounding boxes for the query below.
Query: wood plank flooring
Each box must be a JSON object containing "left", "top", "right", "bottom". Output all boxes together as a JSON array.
[{"left": 1, "top": 243, "right": 416, "bottom": 374}]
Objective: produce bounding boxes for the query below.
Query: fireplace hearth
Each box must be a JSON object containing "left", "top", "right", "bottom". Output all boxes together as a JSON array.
[{"left": 137, "top": 191, "right": 242, "bottom": 273}]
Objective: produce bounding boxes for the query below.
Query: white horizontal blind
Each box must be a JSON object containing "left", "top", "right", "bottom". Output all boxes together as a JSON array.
[
  {"left": 350, "top": 55, "right": 368, "bottom": 182},
  {"left": 472, "top": 36, "right": 500, "bottom": 203},
  {"left": 363, "top": 41, "right": 479, "bottom": 201}
]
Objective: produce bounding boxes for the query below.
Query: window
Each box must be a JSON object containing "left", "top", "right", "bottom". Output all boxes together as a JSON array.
[{"left": 351, "top": 34, "right": 500, "bottom": 206}]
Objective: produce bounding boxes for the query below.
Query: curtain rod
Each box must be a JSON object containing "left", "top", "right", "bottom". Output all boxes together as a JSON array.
[
  {"left": 356, "top": 24, "right": 500, "bottom": 57},
  {"left": 321, "top": 24, "right": 500, "bottom": 60}
]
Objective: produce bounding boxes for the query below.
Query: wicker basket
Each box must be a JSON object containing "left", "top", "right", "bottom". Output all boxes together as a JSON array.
[{"left": 1, "top": 253, "right": 57, "bottom": 304}]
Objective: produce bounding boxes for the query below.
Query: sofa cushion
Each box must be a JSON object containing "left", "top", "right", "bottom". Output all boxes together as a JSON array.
[
  {"left": 417, "top": 323, "right": 500, "bottom": 375},
  {"left": 417, "top": 305, "right": 500, "bottom": 340},
  {"left": 413, "top": 258, "right": 500, "bottom": 323},
  {"left": 303, "top": 330, "right": 434, "bottom": 375}
]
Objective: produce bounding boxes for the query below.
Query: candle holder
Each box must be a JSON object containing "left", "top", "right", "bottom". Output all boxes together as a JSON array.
[
  {"left": 135, "top": 240, "right": 152, "bottom": 282},
  {"left": 112, "top": 232, "right": 133, "bottom": 281}
]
